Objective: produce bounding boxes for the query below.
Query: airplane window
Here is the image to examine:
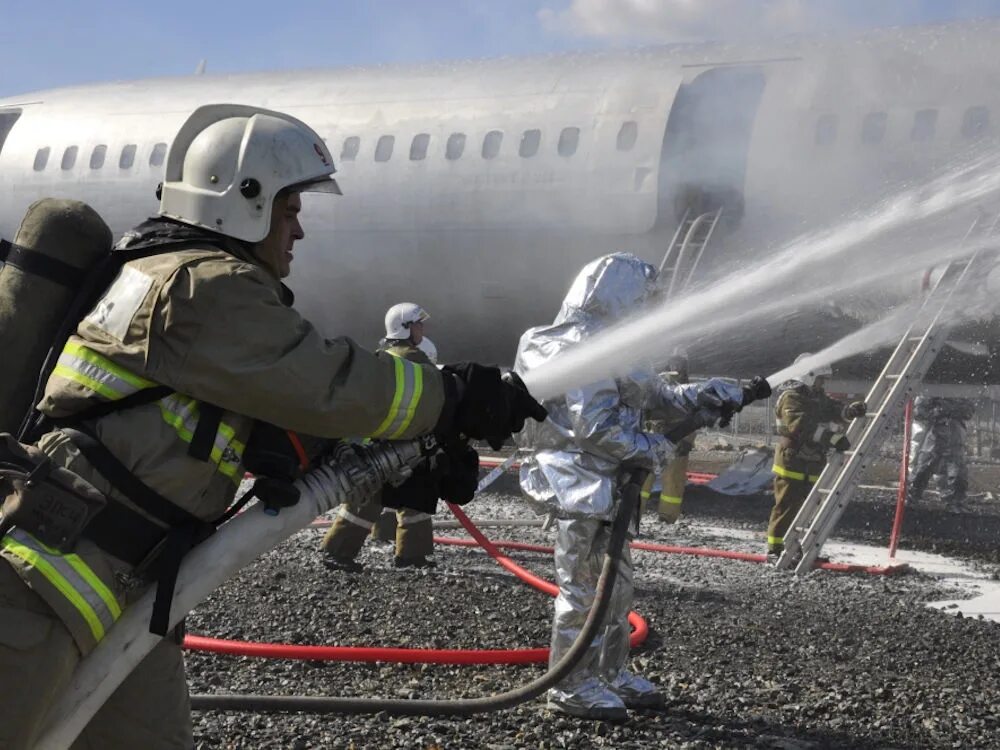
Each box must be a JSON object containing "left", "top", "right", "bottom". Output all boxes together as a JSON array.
[
  {"left": 617, "top": 121, "right": 638, "bottom": 151},
  {"left": 149, "top": 142, "right": 167, "bottom": 167},
  {"left": 61, "top": 146, "right": 78, "bottom": 170},
  {"left": 911, "top": 109, "right": 937, "bottom": 141},
  {"left": 519, "top": 129, "right": 540, "bottom": 158},
  {"left": 558, "top": 127, "right": 580, "bottom": 157},
  {"left": 482, "top": 130, "right": 503, "bottom": 159},
  {"left": 90, "top": 145, "right": 107, "bottom": 169},
  {"left": 33, "top": 147, "right": 50, "bottom": 171},
  {"left": 446, "top": 133, "right": 466, "bottom": 160},
  {"left": 961, "top": 106, "right": 990, "bottom": 139},
  {"left": 119, "top": 144, "right": 136, "bottom": 169},
  {"left": 815, "top": 114, "right": 837, "bottom": 146},
  {"left": 861, "top": 112, "right": 887, "bottom": 145},
  {"left": 375, "top": 135, "right": 394, "bottom": 162},
  {"left": 341, "top": 136, "right": 360, "bottom": 162},
  {"left": 410, "top": 133, "right": 430, "bottom": 161}
]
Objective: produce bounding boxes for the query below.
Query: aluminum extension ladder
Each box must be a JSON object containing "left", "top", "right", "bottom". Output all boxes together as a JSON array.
[
  {"left": 776, "top": 223, "right": 998, "bottom": 574},
  {"left": 658, "top": 207, "right": 723, "bottom": 300}
]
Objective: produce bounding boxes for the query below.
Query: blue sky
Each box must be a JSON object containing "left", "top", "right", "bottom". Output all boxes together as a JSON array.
[{"left": 2, "top": 0, "right": 1000, "bottom": 98}]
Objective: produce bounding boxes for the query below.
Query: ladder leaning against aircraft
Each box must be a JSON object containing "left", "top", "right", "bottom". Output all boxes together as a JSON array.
[
  {"left": 776, "top": 212, "right": 1000, "bottom": 574},
  {"left": 658, "top": 207, "right": 724, "bottom": 300}
]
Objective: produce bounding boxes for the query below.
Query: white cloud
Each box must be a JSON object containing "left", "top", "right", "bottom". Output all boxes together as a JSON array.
[{"left": 537, "top": 0, "right": 873, "bottom": 42}]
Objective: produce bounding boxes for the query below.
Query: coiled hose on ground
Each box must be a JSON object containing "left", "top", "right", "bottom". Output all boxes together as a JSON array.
[{"left": 188, "top": 471, "right": 648, "bottom": 717}]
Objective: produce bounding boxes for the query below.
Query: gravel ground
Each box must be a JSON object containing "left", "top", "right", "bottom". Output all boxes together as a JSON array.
[{"left": 187, "top": 471, "right": 1000, "bottom": 749}]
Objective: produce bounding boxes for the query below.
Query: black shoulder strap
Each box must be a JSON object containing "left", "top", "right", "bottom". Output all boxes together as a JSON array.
[
  {"left": 60, "top": 426, "right": 201, "bottom": 528},
  {"left": 17, "top": 246, "right": 174, "bottom": 442},
  {"left": 188, "top": 403, "right": 223, "bottom": 461},
  {"left": 0, "top": 239, "right": 83, "bottom": 289}
]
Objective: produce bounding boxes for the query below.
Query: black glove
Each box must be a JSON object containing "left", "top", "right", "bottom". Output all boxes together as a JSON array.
[
  {"left": 831, "top": 434, "right": 851, "bottom": 452},
  {"left": 439, "top": 444, "right": 480, "bottom": 505},
  {"left": 381, "top": 462, "right": 442, "bottom": 515},
  {"left": 438, "top": 363, "right": 547, "bottom": 450},
  {"left": 251, "top": 477, "right": 301, "bottom": 514},
  {"left": 843, "top": 401, "right": 867, "bottom": 420}
]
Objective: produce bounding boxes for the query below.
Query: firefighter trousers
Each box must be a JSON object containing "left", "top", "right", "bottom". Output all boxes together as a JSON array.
[
  {"left": 768, "top": 475, "right": 815, "bottom": 554},
  {"left": 0, "top": 560, "right": 192, "bottom": 749},
  {"left": 322, "top": 498, "right": 434, "bottom": 562}
]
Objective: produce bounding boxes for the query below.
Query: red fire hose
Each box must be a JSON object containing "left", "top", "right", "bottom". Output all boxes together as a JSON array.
[{"left": 184, "top": 503, "right": 647, "bottom": 664}]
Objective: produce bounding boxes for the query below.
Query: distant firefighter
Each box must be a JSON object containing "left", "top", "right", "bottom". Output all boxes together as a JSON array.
[
  {"left": 907, "top": 396, "right": 974, "bottom": 505},
  {"left": 769, "top": 355, "right": 867, "bottom": 560},
  {"left": 516, "top": 253, "right": 750, "bottom": 721},
  {"left": 322, "top": 303, "right": 451, "bottom": 570},
  {"left": 642, "top": 348, "right": 696, "bottom": 524}
]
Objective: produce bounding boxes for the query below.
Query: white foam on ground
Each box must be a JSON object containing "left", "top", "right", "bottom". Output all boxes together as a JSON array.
[{"left": 675, "top": 523, "right": 1000, "bottom": 624}]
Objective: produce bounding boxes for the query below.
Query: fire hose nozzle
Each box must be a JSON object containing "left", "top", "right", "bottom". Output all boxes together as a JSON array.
[{"left": 742, "top": 376, "right": 772, "bottom": 405}]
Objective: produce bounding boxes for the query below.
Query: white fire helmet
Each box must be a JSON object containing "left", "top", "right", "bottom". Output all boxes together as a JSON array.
[
  {"left": 385, "top": 303, "right": 429, "bottom": 340},
  {"left": 417, "top": 336, "right": 438, "bottom": 364},
  {"left": 794, "top": 353, "right": 832, "bottom": 387},
  {"left": 158, "top": 104, "right": 341, "bottom": 244}
]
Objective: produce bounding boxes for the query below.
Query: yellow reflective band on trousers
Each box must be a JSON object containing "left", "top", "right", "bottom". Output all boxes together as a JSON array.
[
  {"left": 2, "top": 529, "right": 121, "bottom": 643},
  {"left": 772, "top": 464, "right": 821, "bottom": 482},
  {"left": 661, "top": 495, "right": 683, "bottom": 505},
  {"left": 158, "top": 395, "right": 246, "bottom": 483},
  {"left": 639, "top": 490, "right": 651, "bottom": 499},
  {"left": 53, "top": 341, "right": 158, "bottom": 402},
  {"left": 369, "top": 355, "right": 424, "bottom": 439},
  {"left": 767, "top": 535, "right": 784, "bottom": 546}
]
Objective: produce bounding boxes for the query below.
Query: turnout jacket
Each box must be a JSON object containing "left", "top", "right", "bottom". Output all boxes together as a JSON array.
[
  {"left": 772, "top": 382, "right": 847, "bottom": 482},
  {"left": 1, "top": 221, "right": 444, "bottom": 653}
]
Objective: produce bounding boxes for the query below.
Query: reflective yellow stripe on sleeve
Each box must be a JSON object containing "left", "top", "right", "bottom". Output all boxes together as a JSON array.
[
  {"left": 54, "top": 342, "right": 158, "bottom": 401},
  {"left": 370, "top": 355, "right": 425, "bottom": 439}
]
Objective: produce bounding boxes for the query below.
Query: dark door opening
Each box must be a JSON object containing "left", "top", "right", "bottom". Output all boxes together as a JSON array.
[
  {"left": 657, "top": 67, "right": 766, "bottom": 228},
  {"left": 0, "top": 110, "right": 22, "bottom": 159}
]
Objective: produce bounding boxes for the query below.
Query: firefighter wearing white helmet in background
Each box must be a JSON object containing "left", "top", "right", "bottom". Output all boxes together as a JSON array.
[
  {"left": 641, "top": 348, "right": 697, "bottom": 523},
  {"left": 768, "top": 354, "right": 867, "bottom": 560},
  {"left": 322, "top": 303, "right": 444, "bottom": 569},
  {"left": 0, "top": 104, "right": 545, "bottom": 749}
]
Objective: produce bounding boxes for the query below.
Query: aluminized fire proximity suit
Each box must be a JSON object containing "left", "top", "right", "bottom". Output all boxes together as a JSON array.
[
  {"left": 515, "top": 253, "right": 745, "bottom": 720},
  {"left": 908, "top": 396, "right": 974, "bottom": 504}
]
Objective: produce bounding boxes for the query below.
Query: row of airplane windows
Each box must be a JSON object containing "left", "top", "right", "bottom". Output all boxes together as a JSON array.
[
  {"left": 30, "top": 121, "right": 642, "bottom": 172},
  {"left": 816, "top": 105, "right": 991, "bottom": 146}
]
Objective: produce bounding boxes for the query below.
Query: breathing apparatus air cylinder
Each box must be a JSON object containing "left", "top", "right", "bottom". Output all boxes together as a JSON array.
[{"left": 0, "top": 198, "right": 112, "bottom": 433}]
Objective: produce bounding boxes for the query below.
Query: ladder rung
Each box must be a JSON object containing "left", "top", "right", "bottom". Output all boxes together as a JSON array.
[
  {"left": 907, "top": 336, "right": 924, "bottom": 343},
  {"left": 884, "top": 374, "right": 901, "bottom": 380},
  {"left": 816, "top": 488, "right": 832, "bottom": 494}
]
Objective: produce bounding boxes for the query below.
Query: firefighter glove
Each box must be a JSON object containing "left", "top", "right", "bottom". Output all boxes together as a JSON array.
[
  {"left": 831, "top": 434, "right": 851, "bottom": 452},
  {"left": 438, "top": 363, "right": 547, "bottom": 450},
  {"left": 843, "top": 401, "right": 867, "bottom": 420},
  {"left": 439, "top": 443, "right": 480, "bottom": 505}
]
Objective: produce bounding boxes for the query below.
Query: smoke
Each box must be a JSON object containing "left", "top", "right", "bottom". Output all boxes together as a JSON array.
[{"left": 538, "top": 0, "right": 1000, "bottom": 42}]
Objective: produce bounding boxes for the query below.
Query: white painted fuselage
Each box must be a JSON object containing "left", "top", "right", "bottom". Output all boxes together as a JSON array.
[{"left": 1, "top": 21, "right": 998, "bottom": 364}]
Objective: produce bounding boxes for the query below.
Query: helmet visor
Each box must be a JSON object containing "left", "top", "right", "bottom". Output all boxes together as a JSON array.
[{"left": 292, "top": 175, "right": 343, "bottom": 195}]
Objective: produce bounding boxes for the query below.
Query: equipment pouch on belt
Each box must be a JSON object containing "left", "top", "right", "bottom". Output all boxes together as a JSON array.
[{"left": 0, "top": 433, "right": 106, "bottom": 551}]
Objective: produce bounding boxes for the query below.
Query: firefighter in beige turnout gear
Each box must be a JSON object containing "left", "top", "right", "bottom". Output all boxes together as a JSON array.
[
  {"left": 322, "top": 303, "right": 440, "bottom": 569},
  {"left": 0, "top": 105, "right": 545, "bottom": 749},
  {"left": 768, "top": 355, "right": 866, "bottom": 558},
  {"left": 641, "top": 350, "right": 696, "bottom": 523}
]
